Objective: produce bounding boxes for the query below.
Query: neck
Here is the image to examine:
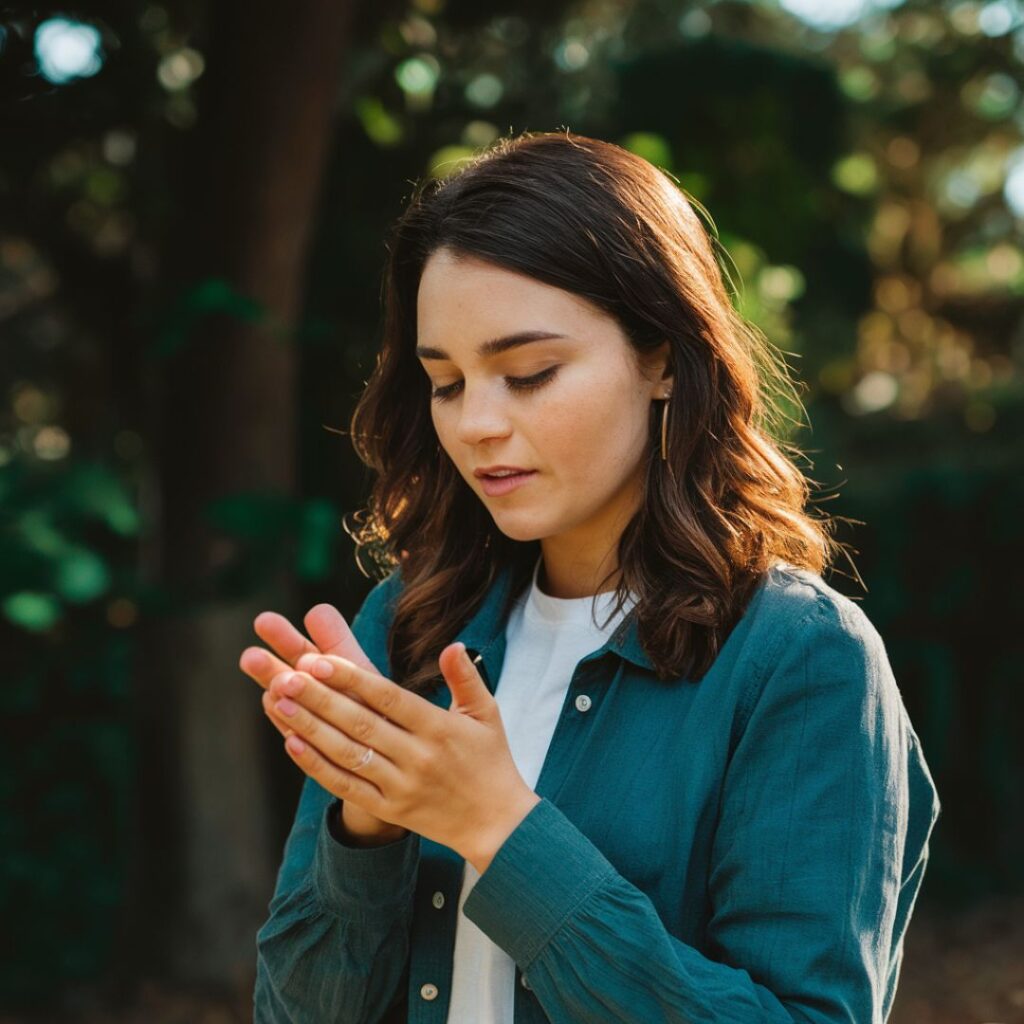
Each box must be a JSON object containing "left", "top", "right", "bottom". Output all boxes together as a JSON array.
[
  {"left": 537, "top": 546, "right": 622, "bottom": 600},
  {"left": 537, "top": 486, "right": 639, "bottom": 599}
]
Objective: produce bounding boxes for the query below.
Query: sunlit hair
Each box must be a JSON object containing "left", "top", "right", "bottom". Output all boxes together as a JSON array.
[{"left": 345, "top": 129, "right": 857, "bottom": 694}]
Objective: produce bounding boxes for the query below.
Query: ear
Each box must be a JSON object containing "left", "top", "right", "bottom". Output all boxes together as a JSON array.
[{"left": 641, "top": 340, "right": 673, "bottom": 398}]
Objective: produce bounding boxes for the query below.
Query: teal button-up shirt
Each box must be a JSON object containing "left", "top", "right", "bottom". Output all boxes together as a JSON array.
[{"left": 254, "top": 562, "right": 941, "bottom": 1023}]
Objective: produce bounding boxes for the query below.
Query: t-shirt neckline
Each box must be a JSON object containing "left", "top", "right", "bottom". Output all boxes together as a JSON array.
[{"left": 524, "top": 553, "right": 635, "bottom": 630}]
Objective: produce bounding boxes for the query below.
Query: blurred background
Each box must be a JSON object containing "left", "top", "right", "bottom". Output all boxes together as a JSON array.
[{"left": 1, "top": 0, "right": 1022, "bottom": 1020}]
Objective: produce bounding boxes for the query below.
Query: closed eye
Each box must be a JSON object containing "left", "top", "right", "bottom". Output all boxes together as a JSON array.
[{"left": 430, "top": 366, "right": 560, "bottom": 403}]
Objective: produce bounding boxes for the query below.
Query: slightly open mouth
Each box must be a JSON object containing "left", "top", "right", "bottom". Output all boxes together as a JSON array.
[{"left": 479, "top": 470, "right": 537, "bottom": 495}]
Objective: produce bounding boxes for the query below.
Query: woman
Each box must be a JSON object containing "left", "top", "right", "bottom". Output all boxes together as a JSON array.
[{"left": 243, "top": 131, "right": 941, "bottom": 1023}]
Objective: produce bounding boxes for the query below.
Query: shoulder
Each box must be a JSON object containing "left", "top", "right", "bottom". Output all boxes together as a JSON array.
[
  {"left": 736, "top": 561, "right": 895, "bottom": 715},
  {"left": 752, "top": 561, "right": 885, "bottom": 657},
  {"left": 351, "top": 564, "right": 404, "bottom": 627}
]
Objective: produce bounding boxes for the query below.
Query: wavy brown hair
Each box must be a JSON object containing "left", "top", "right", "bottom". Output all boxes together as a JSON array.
[{"left": 345, "top": 129, "right": 857, "bottom": 694}]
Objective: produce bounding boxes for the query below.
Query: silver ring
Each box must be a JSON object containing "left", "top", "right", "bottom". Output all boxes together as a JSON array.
[{"left": 354, "top": 746, "right": 374, "bottom": 770}]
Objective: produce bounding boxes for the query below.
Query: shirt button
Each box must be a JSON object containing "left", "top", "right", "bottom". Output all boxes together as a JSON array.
[
  {"left": 575, "top": 694, "right": 592, "bottom": 712},
  {"left": 420, "top": 983, "right": 439, "bottom": 1001},
  {"left": 520, "top": 973, "right": 532, "bottom": 990},
  {"left": 432, "top": 890, "right": 445, "bottom": 909}
]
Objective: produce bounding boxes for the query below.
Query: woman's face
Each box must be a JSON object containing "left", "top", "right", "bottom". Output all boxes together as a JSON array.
[{"left": 416, "top": 248, "right": 671, "bottom": 573}]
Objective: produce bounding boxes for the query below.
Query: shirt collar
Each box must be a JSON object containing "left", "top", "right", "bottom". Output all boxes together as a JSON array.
[{"left": 453, "top": 561, "right": 656, "bottom": 677}]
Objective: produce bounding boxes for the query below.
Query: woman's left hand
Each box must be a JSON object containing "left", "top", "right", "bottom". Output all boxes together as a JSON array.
[{"left": 266, "top": 641, "right": 541, "bottom": 874}]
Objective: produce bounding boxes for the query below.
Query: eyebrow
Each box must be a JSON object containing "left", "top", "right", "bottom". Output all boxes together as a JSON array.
[{"left": 415, "top": 330, "right": 568, "bottom": 361}]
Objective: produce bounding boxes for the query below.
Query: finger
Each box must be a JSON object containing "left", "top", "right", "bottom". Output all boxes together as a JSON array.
[
  {"left": 438, "top": 641, "right": 486, "bottom": 687},
  {"left": 269, "top": 670, "right": 416, "bottom": 766},
  {"left": 304, "top": 655, "right": 430, "bottom": 734},
  {"left": 270, "top": 688, "right": 402, "bottom": 792},
  {"left": 303, "top": 604, "right": 379, "bottom": 675},
  {"left": 243, "top": 644, "right": 374, "bottom": 713},
  {"left": 438, "top": 641, "right": 493, "bottom": 717},
  {"left": 262, "top": 687, "right": 297, "bottom": 740},
  {"left": 244, "top": 643, "right": 370, "bottom": 744},
  {"left": 282, "top": 732, "right": 387, "bottom": 816},
  {"left": 240, "top": 645, "right": 299, "bottom": 691},
  {"left": 253, "top": 611, "right": 320, "bottom": 667}
]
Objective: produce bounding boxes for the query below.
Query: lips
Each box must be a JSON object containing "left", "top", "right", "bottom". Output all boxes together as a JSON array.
[
  {"left": 474, "top": 466, "right": 533, "bottom": 478},
  {"left": 477, "top": 469, "right": 538, "bottom": 497}
]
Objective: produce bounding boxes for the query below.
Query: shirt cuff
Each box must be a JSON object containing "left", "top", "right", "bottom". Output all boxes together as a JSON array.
[
  {"left": 461, "top": 797, "right": 617, "bottom": 966},
  {"left": 311, "top": 798, "right": 420, "bottom": 924}
]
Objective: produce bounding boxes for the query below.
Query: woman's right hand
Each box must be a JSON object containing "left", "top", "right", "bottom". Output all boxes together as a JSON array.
[{"left": 239, "top": 603, "right": 407, "bottom": 843}]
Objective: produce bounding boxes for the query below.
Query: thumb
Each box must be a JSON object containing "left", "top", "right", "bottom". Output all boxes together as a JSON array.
[{"left": 440, "top": 642, "right": 494, "bottom": 718}]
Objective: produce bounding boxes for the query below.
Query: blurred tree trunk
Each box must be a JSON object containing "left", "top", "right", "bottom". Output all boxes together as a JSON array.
[{"left": 134, "top": 0, "right": 354, "bottom": 986}]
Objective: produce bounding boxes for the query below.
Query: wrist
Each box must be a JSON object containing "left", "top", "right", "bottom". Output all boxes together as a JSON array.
[
  {"left": 462, "top": 787, "right": 541, "bottom": 875},
  {"left": 334, "top": 801, "right": 408, "bottom": 847}
]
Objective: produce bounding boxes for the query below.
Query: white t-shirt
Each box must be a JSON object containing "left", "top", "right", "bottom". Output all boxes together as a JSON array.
[{"left": 445, "top": 554, "right": 637, "bottom": 1023}]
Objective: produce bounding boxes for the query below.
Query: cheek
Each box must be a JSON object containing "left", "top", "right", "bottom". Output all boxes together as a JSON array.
[
  {"left": 431, "top": 406, "right": 456, "bottom": 447},
  {"left": 542, "top": 376, "right": 646, "bottom": 473},
  {"left": 431, "top": 406, "right": 482, "bottom": 483}
]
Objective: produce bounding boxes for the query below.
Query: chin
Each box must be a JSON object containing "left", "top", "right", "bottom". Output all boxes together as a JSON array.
[{"left": 489, "top": 514, "right": 550, "bottom": 544}]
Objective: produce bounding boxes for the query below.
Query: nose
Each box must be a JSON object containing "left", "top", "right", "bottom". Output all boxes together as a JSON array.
[{"left": 454, "top": 383, "right": 513, "bottom": 447}]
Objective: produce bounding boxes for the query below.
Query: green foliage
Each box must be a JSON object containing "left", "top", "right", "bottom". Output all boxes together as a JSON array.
[
  {"left": 1, "top": 460, "right": 137, "bottom": 629},
  {"left": 152, "top": 278, "right": 277, "bottom": 360},
  {"left": 0, "top": 603, "right": 134, "bottom": 1001}
]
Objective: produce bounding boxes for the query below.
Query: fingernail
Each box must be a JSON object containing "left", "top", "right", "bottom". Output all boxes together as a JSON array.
[
  {"left": 312, "top": 658, "right": 333, "bottom": 679},
  {"left": 281, "top": 674, "right": 303, "bottom": 696},
  {"left": 275, "top": 698, "right": 299, "bottom": 717}
]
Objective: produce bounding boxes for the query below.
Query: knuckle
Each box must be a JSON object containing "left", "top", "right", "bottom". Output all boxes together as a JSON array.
[
  {"left": 350, "top": 714, "right": 375, "bottom": 741},
  {"left": 390, "top": 790, "right": 413, "bottom": 817},
  {"left": 421, "top": 717, "right": 446, "bottom": 747},
  {"left": 411, "top": 745, "right": 436, "bottom": 776},
  {"left": 296, "top": 652, "right": 321, "bottom": 675},
  {"left": 263, "top": 692, "right": 286, "bottom": 726}
]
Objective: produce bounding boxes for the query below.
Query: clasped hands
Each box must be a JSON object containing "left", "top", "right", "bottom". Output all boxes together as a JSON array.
[{"left": 239, "top": 602, "right": 540, "bottom": 874}]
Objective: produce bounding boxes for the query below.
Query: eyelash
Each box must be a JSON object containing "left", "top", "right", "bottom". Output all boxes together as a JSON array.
[{"left": 429, "top": 366, "right": 560, "bottom": 403}]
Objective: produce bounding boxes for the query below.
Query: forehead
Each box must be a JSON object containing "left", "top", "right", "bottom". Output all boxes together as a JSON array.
[{"left": 416, "top": 250, "right": 626, "bottom": 361}]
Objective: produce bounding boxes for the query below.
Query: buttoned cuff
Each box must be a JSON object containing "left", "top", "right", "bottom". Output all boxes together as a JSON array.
[
  {"left": 311, "top": 798, "right": 420, "bottom": 925},
  {"left": 461, "top": 797, "right": 616, "bottom": 966}
]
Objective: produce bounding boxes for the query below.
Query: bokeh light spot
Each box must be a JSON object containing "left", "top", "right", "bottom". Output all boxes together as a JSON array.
[
  {"left": 34, "top": 18, "right": 104, "bottom": 84},
  {"left": 1003, "top": 148, "right": 1024, "bottom": 215},
  {"left": 3, "top": 592, "right": 61, "bottom": 632},
  {"left": 157, "top": 47, "right": 205, "bottom": 91},
  {"left": 465, "top": 73, "right": 503, "bottom": 108},
  {"left": 833, "top": 152, "right": 879, "bottom": 194},
  {"left": 851, "top": 370, "right": 899, "bottom": 413},
  {"left": 33, "top": 425, "right": 71, "bottom": 461},
  {"left": 395, "top": 55, "right": 440, "bottom": 98}
]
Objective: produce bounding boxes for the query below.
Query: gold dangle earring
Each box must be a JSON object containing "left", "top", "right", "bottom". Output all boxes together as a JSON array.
[
  {"left": 659, "top": 393, "right": 677, "bottom": 484},
  {"left": 660, "top": 397, "right": 670, "bottom": 461}
]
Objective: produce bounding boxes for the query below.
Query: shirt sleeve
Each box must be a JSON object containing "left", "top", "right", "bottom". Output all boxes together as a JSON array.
[
  {"left": 461, "top": 597, "right": 940, "bottom": 1024},
  {"left": 254, "top": 571, "right": 419, "bottom": 1024}
]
